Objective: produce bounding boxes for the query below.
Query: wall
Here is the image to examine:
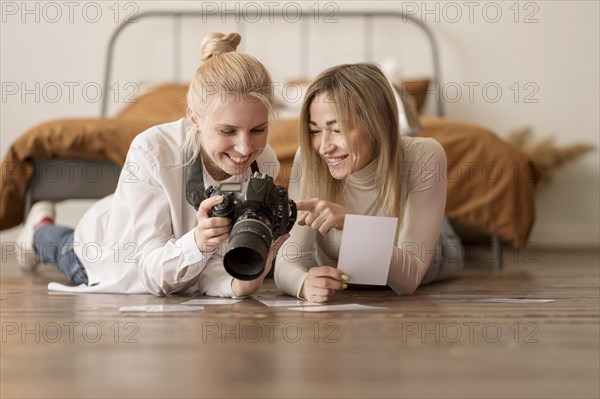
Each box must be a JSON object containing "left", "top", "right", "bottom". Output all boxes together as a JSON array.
[{"left": 1, "top": 1, "right": 598, "bottom": 248}]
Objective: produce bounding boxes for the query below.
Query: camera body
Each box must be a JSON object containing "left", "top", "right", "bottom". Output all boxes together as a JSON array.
[{"left": 205, "top": 172, "right": 297, "bottom": 280}]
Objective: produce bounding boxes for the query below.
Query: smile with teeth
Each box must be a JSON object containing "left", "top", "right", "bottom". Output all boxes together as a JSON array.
[
  {"left": 226, "top": 153, "right": 250, "bottom": 164},
  {"left": 324, "top": 155, "right": 348, "bottom": 167}
]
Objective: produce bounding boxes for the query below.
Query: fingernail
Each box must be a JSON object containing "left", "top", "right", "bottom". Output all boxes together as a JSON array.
[
  {"left": 341, "top": 274, "right": 349, "bottom": 281},
  {"left": 342, "top": 284, "right": 348, "bottom": 289}
]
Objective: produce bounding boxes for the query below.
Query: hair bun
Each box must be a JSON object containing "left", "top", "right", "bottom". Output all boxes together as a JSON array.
[{"left": 200, "top": 32, "right": 241, "bottom": 62}]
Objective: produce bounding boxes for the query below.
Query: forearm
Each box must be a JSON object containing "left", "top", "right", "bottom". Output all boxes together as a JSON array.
[
  {"left": 386, "top": 246, "right": 429, "bottom": 295},
  {"left": 231, "top": 265, "right": 271, "bottom": 297},
  {"left": 274, "top": 255, "right": 310, "bottom": 298}
]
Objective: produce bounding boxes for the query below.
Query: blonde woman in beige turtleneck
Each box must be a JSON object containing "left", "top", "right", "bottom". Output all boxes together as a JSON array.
[{"left": 275, "top": 63, "right": 464, "bottom": 303}]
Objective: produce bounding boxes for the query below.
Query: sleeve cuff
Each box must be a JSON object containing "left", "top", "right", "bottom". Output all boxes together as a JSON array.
[
  {"left": 293, "top": 270, "right": 309, "bottom": 299},
  {"left": 175, "top": 229, "right": 214, "bottom": 282}
]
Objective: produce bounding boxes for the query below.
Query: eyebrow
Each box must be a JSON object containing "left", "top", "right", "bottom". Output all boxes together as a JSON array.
[
  {"left": 216, "top": 122, "right": 269, "bottom": 129},
  {"left": 309, "top": 119, "right": 337, "bottom": 126}
]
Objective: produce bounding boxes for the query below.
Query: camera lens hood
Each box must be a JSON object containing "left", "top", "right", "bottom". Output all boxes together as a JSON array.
[{"left": 223, "top": 217, "right": 273, "bottom": 280}]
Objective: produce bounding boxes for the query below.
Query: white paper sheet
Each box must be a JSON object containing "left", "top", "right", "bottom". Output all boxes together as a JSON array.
[
  {"left": 287, "top": 304, "right": 387, "bottom": 312},
  {"left": 258, "top": 299, "right": 322, "bottom": 307},
  {"left": 180, "top": 299, "right": 244, "bottom": 305},
  {"left": 337, "top": 215, "right": 398, "bottom": 285},
  {"left": 474, "top": 298, "right": 555, "bottom": 304},
  {"left": 119, "top": 305, "right": 205, "bottom": 313}
]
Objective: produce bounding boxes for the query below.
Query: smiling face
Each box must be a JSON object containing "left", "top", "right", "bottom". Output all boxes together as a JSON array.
[
  {"left": 192, "top": 95, "right": 269, "bottom": 180},
  {"left": 308, "top": 92, "right": 376, "bottom": 180}
]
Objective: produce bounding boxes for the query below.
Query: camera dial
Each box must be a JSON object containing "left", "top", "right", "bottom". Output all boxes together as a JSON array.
[{"left": 211, "top": 194, "right": 234, "bottom": 217}]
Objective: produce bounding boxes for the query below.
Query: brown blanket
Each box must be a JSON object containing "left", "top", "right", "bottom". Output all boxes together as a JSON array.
[
  {"left": 1, "top": 117, "right": 168, "bottom": 231},
  {"left": 417, "top": 118, "right": 536, "bottom": 248},
  {"left": 1, "top": 83, "right": 536, "bottom": 247}
]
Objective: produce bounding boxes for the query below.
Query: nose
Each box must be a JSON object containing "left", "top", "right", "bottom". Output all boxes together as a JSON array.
[
  {"left": 235, "top": 133, "right": 253, "bottom": 156},
  {"left": 319, "top": 131, "right": 335, "bottom": 154}
]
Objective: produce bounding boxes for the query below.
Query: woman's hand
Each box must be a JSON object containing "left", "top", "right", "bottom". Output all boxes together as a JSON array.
[
  {"left": 194, "top": 195, "right": 231, "bottom": 253},
  {"left": 232, "top": 233, "right": 290, "bottom": 297},
  {"left": 300, "top": 266, "right": 348, "bottom": 303},
  {"left": 297, "top": 198, "right": 353, "bottom": 235}
]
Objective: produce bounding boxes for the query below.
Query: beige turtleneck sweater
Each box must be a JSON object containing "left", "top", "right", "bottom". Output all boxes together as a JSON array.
[{"left": 275, "top": 136, "right": 447, "bottom": 297}]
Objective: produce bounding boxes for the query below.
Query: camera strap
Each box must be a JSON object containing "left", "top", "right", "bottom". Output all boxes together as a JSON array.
[{"left": 185, "top": 148, "right": 260, "bottom": 210}]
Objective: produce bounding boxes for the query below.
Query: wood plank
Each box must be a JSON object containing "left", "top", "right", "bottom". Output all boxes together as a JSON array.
[{"left": 1, "top": 249, "right": 598, "bottom": 398}]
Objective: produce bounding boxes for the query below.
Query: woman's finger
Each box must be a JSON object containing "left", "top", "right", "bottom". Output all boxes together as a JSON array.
[
  {"left": 197, "top": 195, "right": 224, "bottom": 218},
  {"left": 198, "top": 216, "right": 231, "bottom": 229}
]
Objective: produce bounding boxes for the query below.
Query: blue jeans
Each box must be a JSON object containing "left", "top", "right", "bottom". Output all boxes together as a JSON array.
[
  {"left": 421, "top": 218, "right": 465, "bottom": 285},
  {"left": 33, "top": 225, "right": 88, "bottom": 285}
]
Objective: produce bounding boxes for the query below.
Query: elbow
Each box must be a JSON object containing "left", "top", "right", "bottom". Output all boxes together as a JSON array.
[
  {"left": 403, "top": 283, "right": 419, "bottom": 295},
  {"left": 387, "top": 250, "right": 427, "bottom": 295},
  {"left": 143, "top": 279, "right": 168, "bottom": 297},
  {"left": 388, "top": 279, "right": 419, "bottom": 296},
  {"left": 139, "top": 267, "right": 169, "bottom": 297}
]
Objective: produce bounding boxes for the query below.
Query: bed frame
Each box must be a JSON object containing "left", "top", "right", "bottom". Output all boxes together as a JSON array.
[{"left": 24, "top": 8, "right": 503, "bottom": 268}]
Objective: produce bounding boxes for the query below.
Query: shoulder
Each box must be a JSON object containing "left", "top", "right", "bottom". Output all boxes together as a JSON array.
[
  {"left": 401, "top": 136, "right": 446, "bottom": 164},
  {"left": 131, "top": 118, "right": 187, "bottom": 148},
  {"left": 128, "top": 118, "right": 188, "bottom": 164}
]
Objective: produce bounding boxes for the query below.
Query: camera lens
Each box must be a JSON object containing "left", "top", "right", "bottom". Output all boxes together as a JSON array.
[{"left": 223, "top": 211, "right": 273, "bottom": 280}]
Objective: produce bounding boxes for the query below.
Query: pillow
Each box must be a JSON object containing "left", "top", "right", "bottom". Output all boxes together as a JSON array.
[
  {"left": 396, "top": 79, "right": 430, "bottom": 114},
  {"left": 379, "top": 63, "right": 424, "bottom": 136},
  {"left": 390, "top": 78, "right": 422, "bottom": 136},
  {"left": 378, "top": 58, "right": 430, "bottom": 114},
  {"left": 117, "top": 83, "right": 188, "bottom": 120},
  {"left": 401, "top": 92, "right": 422, "bottom": 133},
  {"left": 268, "top": 119, "right": 301, "bottom": 189}
]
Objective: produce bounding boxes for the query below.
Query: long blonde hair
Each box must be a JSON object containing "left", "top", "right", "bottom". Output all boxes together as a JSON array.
[
  {"left": 299, "top": 63, "right": 405, "bottom": 218},
  {"left": 185, "top": 32, "right": 274, "bottom": 159}
]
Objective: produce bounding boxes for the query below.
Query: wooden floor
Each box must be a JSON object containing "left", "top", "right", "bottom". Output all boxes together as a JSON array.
[{"left": 1, "top": 247, "right": 598, "bottom": 399}]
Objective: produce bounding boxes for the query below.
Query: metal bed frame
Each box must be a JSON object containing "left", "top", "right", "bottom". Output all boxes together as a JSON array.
[
  {"left": 24, "top": 8, "right": 503, "bottom": 268},
  {"left": 100, "top": 10, "right": 445, "bottom": 118}
]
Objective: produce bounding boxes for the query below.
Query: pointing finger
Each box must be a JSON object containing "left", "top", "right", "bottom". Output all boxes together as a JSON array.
[{"left": 296, "top": 199, "right": 317, "bottom": 211}]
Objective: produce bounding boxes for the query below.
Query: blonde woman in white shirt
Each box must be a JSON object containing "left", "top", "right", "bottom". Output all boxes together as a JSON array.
[
  {"left": 16, "top": 32, "right": 288, "bottom": 297},
  {"left": 275, "top": 63, "right": 464, "bottom": 303}
]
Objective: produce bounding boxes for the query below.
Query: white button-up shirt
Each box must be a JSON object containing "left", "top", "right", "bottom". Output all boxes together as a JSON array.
[{"left": 48, "top": 118, "right": 280, "bottom": 296}]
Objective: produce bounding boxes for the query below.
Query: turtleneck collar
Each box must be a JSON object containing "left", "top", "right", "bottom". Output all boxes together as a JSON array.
[{"left": 346, "top": 158, "right": 378, "bottom": 189}]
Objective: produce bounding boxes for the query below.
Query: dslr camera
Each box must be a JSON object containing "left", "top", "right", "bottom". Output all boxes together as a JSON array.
[{"left": 205, "top": 172, "right": 297, "bottom": 280}]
